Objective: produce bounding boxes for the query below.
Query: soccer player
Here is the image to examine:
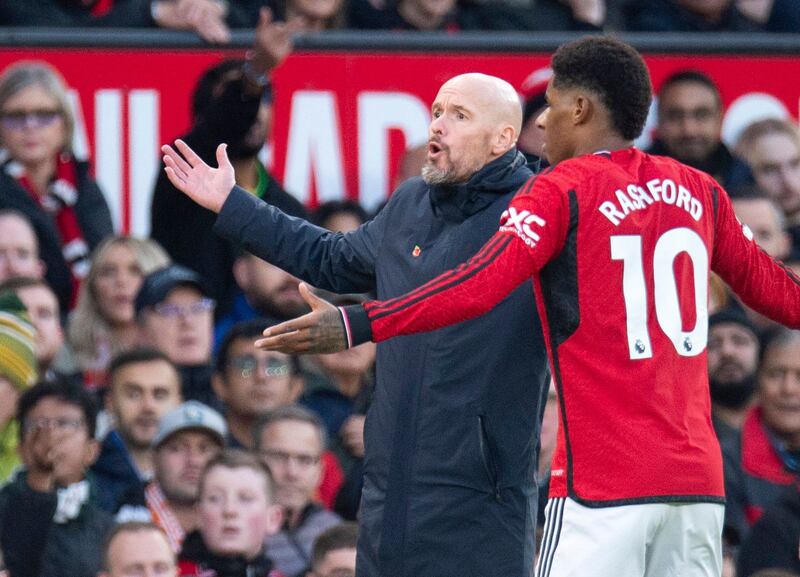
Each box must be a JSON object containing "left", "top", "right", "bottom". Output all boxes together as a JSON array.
[{"left": 254, "top": 37, "right": 800, "bottom": 577}]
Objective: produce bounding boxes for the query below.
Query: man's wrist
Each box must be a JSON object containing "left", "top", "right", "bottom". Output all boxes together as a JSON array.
[
  {"left": 341, "top": 304, "right": 373, "bottom": 347},
  {"left": 242, "top": 56, "right": 270, "bottom": 87}
]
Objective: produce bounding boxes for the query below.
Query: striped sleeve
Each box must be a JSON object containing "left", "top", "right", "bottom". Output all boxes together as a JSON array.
[{"left": 341, "top": 179, "right": 567, "bottom": 345}]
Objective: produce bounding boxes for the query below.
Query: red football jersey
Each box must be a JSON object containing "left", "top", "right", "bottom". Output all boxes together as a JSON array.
[{"left": 351, "top": 148, "right": 800, "bottom": 505}]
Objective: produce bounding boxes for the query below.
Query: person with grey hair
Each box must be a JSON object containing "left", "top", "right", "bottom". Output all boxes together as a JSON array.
[
  {"left": 724, "top": 327, "right": 800, "bottom": 540},
  {"left": 0, "top": 61, "right": 113, "bottom": 312},
  {"left": 255, "top": 405, "right": 341, "bottom": 577}
]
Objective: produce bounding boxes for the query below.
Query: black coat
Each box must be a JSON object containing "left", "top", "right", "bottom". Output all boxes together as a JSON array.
[
  {"left": 0, "top": 159, "right": 114, "bottom": 311},
  {"left": 214, "top": 149, "right": 549, "bottom": 577},
  {"left": 737, "top": 485, "right": 800, "bottom": 576},
  {"left": 0, "top": 473, "right": 113, "bottom": 577}
]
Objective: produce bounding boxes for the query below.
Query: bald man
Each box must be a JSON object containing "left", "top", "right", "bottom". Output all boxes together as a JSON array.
[{"left": 162, "top": 73, "right": 549, "bottom": 577}]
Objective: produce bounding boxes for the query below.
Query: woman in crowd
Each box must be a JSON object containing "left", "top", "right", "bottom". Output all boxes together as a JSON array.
[
  {"left": 68, "top": 236, "right": 170, "bottom": 392},
  {"left": 0, "top": 61, "right": 113, "bottom": 312}
]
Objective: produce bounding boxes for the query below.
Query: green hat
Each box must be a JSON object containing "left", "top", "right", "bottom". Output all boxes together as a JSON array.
[{"left": 0, "top": 291, "right": 38, "bottom": 391}]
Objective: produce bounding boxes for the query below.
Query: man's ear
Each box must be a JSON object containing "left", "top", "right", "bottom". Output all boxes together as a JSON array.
[
  {"left": 211, "top": 372, "right": 228, "bottom": 403},
  {"left": 492, "top": 125, "right": 517, "bottom": 156},
  {"left": 573, "top": 93, "right": 594, "bottom": 126}
]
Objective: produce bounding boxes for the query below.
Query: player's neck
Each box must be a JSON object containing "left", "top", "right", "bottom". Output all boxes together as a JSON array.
[{"left": 574, "top": 129, "right": 632, "bottom": 159}]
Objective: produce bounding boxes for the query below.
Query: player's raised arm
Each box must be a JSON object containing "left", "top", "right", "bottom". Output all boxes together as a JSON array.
[
  {"left": 710, "top": 180, "right": 800, "bottom": 327},
  {"left": 257, "top": 178, "right": 567, "bottom": 354}
]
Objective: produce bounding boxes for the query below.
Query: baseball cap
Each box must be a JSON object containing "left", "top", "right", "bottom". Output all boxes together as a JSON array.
[
  {"left": 709, "top": 306, "right": 759, "bottom": 339},
  {"left": 152, "top": 400, "right": 227, "bottom": 448},
  {"left": 135, "top": 264, "right": 209, "bottom": 315}
]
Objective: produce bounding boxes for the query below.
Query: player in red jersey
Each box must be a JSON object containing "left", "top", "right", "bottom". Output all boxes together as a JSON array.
[{"left": 251, "top": 36, "right": 800, "bottom": 576}]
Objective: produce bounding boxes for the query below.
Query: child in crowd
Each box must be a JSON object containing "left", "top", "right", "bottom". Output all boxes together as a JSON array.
[{"left": 178, "top": 449, "right": 284, "bottom": 577}]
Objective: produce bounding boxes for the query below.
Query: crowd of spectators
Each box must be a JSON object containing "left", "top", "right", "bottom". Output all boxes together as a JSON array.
[
  {"left": 0, "top": 3, "right": 799, "bottom": 576},
  {"left": 1, "top": 0, "right": 799, "bottom": 35}
]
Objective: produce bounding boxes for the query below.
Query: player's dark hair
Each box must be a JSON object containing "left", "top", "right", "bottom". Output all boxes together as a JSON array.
[
  {"left": 551, "top": 36, "right": 652, "bottom": 141},
  {"left": 658, "top": 69, "right": 721, "bottom": 109}
]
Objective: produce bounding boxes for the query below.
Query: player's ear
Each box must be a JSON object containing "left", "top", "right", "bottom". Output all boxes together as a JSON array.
[{"left": 572, "top": 93, "right": 593, "bottom": 126}]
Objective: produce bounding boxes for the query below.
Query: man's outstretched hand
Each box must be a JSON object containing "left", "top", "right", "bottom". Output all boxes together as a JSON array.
[
  {"left": 162, "top": 139, "right": 235, "bottom": 213},
  {"left": 255, "top": 283, "right": 349, "bottom": 354}
]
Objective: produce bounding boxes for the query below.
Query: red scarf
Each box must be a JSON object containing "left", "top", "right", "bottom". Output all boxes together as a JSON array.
[{"left": 13, "top": 155, "right": 90, "bottom": 308}]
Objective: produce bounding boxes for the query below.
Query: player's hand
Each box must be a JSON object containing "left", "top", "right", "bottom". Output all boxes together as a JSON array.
[
  {"left": 162, "top": 139, "right": 235, "bottom": 213},
  {"left": 255, "top": 283, "right": 348, "bottom": 353}
]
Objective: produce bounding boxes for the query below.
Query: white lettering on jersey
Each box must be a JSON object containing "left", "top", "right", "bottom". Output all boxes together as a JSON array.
[
  {"left": 500, "top": 207, "right": 547, "bottom": 248},
  {"left": 599, "top": 178, "right": 704, "bottom": 226}
]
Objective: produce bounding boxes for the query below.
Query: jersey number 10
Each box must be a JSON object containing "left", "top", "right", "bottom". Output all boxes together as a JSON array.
[{"left": 610, "top": 228, "right": 709, "bottom": 360}]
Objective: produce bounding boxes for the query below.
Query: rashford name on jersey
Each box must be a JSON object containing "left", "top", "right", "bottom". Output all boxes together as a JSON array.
[{"left": 598, "top": 178, "right": 704, "bottom": 226}]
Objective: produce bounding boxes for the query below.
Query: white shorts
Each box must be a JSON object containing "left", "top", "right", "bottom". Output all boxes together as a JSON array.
[{"left": 535, "top": 497, "right": 724, "bottom": 577}]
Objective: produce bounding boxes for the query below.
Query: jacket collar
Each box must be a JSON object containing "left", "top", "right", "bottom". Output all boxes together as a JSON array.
[
  {"left": 742, "top": 407, "right": 796, "bottom": 484},
  {"left": 428, "top": 149, "right": 532, "bottom": 223}
]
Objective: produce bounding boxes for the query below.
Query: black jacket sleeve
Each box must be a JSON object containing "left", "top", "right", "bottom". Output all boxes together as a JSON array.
[
  {"left": 214, "top": 186, "right": 386, "bottom": 294},
  {"left": 0, "top": 481, "right": 57, "bottom": 577}
]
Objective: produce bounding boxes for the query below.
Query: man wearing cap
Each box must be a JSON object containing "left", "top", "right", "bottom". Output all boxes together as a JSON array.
[
  {"left": 136, "top": 264, "right": 219, "bottom": 410},
  {"left": 707, "top": 306, "right": 761, "bottom": 449},
  {"left": 116, "top": 400, "right": 226, "bottom": 553},
  {"left": 0, "top": 291, "right": 37, "bottom": 480}
]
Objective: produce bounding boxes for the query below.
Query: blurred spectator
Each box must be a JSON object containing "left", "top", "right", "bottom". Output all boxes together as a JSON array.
[
  {"left": 517, "top": 67, "right": 552, "bottom": 167},
  {"left": 0, "top": 291, "right": 38, "bottom": 480},
  {"left": 0, "top": 0, "right": 253, "bottom": 44},
  {"left": 306, "top": 522, "right": 357, "bottom": 577},
  {"left": 648, "top": 70, "right": 751, "bottom": 190},
  {"left": 0, "top": 277, "right": 67, "bottom": 380},
  {"left": 215, "top": 252, "right": 307, "bottom": 347},
  {"left": 349, "top": 0, "right": 605, "bottom": 30},
  {"left": 311, "top": 201, "right": 368, "bottom": 234},
  {"left": 178, "top": 449, "right": 284, "bottom": 577},
  {"left": 116, "top": 401, "right": 226, "bottom": 553},
  {"left": 731, "top": 187, "right": 791, "bottom": 260},
  {"left": 724, "top": 327, "right": 800, "bottom": 539},
  {"left": 257, "top": 406, "right": 341, "bottom": 577},
  {"left": 135, "top": 264, "right": 218, "bottom": 410},
  {"left": 0, "top": 379, "right": 112, "bottom": 577},
  {"left": 152, "top": 14, "right": 307, "bottom": 319},
  {"left": 268, "top": 0, "right": 347, "bottom": 29},
  {"left": 736, "top": 118, "right": 800, "bottom": 252},
  {"left": 213, "top": 319, "right": 302, "bottom": 449},
  {"left": 393, "top": 143, "right": 427, "bottom": 189},
  {"left": 708, "top": 307, "right": 760, "bottom": 448},
  {"left": 68, "top": 236, "right": 170, "bottom": 392},
  {"left": 737, "top": 485, "right": 800, "bottom": 577},
  {"left": 625, "top": 0, "right": 800, "bottom": 31},
  {"left": 98, "top": 521, "right": 177, "bottom": 577},
  {"left": 92, "top": 348, "right": 182, "bottom": 512},
  {"left": 0, "top": 62, "right": 114, "bottom": 312},
  {"left": 0, "top": 210, "right": 45, "bottom": 284}
]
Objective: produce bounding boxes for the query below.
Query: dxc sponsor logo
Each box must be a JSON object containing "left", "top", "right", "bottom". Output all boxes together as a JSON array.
[{"left": 500, "top": 207, "right": 546, "bottom": 248}]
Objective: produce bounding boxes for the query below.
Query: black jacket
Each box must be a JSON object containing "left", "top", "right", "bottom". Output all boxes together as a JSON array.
[
  {"left": 0, "top": 159, "right": 114, "bottom": 311},
  {"left": 737, "top": 485, "right": 800, "bottom": 576},
  {"left": 0, "top": 473, "right": 113, "bottom": 577},
  {"left": 214, "top": 149, "right": 549, "bottom": 577},
  {"left": 647, "top": 140, "right": 752, "bottom": 192},
  {"left": 151, "top": 75, "right": 307, "bottom": 318},
  {"left": 179, "top": 530, "right": 281, "bottom": 577}
]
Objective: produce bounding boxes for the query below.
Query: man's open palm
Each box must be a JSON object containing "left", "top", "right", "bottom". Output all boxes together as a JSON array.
[{"left": 162, "top": 139, "right": 235, "bottom": 213}]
